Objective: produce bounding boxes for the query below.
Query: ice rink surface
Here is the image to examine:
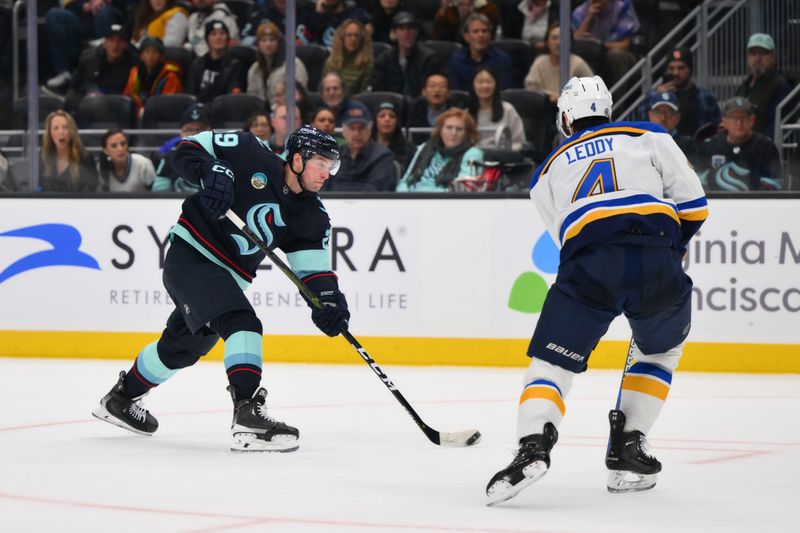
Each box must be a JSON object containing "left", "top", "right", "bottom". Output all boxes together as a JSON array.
[{"left": 1, "top": 357, "right": 798, "bottom": 533}]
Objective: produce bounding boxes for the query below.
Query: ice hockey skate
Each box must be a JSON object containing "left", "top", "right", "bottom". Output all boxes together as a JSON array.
[
  {"left": 92, "top": 371, "right": 158, "bottom": 435},
  {"left": 230, "top": 387, "right": 299, "bottom": 452},
  {"left": 605, "top": 410, "right": 662, "bottom": 493},
  {"left": 486, "top": 423, "right": 558, "bottom": 506}
]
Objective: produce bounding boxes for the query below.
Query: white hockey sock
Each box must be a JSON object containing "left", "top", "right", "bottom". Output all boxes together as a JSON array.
[
  {"left": 517, "top": 358, "right": 575, "bottom": 440},
  {"left": 618, "top": 341, "right": 683, "bottom": 434}
]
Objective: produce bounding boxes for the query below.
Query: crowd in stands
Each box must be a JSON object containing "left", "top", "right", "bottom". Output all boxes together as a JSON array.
[{"left": 0, "top": 0, "right": 797, "bottom": 194}]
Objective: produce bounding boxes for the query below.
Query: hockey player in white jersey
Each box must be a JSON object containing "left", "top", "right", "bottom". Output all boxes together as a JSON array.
[{"left": 486, "top": 76, "right": 708, "bottom": 505}]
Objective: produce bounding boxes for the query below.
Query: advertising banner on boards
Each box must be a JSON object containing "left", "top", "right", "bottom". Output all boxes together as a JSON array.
[{"left": 1, "top": 198, "right": 798, "bottom": 347}]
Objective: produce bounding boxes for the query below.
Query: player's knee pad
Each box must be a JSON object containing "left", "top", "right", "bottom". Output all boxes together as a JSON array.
[
  {"left": 210, "top": 309, "right": 262, "bottom": 340},
  {"left": 522, "top": 357, "right": 577, "bottom": 398},
  {"left": 157, "top": 326, "right": 219, "bottom": 367},
  {"left": 631, "top": 340, "right": 683, "bottom": 372}
]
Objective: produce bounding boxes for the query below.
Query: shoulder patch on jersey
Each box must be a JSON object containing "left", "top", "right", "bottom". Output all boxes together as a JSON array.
[{"left": 250, "top": 172, "right": 267, "bottom": 189}]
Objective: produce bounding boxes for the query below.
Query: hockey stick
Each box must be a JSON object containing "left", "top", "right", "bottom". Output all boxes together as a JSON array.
[{"left": 225, "top": 209, "right": 481, "bottom": 448}]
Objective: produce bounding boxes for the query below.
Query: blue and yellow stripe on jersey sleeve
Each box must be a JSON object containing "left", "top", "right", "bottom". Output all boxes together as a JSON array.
[
  {"left": 530, "top": 122, "right": 668, "bottom": 189},
  {"left": 675, "top": 196, "right": 708, "bottom": 244}
]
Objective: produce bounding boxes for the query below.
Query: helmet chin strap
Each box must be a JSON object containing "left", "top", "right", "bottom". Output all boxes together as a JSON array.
[{"left": 289, "top": 157, "right": 316, "bottom": 197}]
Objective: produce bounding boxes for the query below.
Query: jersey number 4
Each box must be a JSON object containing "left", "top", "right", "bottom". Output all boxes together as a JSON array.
[{"left": 572, "top": 158, "right": 618, "bottom": 202}]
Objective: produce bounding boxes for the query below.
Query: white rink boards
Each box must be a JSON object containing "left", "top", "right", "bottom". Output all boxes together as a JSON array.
[{"left": 0, "top": 358, "right": 797, "bottom": 533}]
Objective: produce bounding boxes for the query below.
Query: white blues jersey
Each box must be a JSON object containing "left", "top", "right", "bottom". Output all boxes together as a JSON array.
[{"left": 530, "top": 121, "right": 708, "bottom": 260}]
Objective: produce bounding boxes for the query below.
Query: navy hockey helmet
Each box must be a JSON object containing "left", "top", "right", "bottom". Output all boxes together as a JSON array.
[{"left": 286, "top": 125, "right": 341, "bottom": 176}]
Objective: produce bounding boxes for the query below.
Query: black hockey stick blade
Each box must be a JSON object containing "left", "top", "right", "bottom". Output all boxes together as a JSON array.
[{"left": 225, "top": 209, "right": 482, "bottom": 448}]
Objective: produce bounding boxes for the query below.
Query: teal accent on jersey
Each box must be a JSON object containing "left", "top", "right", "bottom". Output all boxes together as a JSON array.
[
  {"left": 231, "top": 234, "right": 258, "bottom": 255},
  {"left": 170, "top": 225, "right": 251, "bottom": 290},
  {"left": 135, "top": 341, "right": 178, "bottom": 385},
  {"left": 152, "top": 176, "right": 172, "bottom": 192},
  {"left": 287, "top": 249, "right": 331, "bottom": 276},
  {"left": 186, "top": 131, "right": 217, "bottom": 158},
  {"left": 224, "top": 331, "right": 263, "bottom": 370}
]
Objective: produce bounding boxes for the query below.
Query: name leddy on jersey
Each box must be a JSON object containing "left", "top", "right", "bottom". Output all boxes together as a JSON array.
[{"left": 565, "top": 138, "right": 615, "bottom": 165}]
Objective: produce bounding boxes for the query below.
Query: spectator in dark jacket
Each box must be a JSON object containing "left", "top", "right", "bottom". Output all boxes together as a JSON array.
[
  {"left": 735, "top": 33, "right": 793, "bottom": 139},
  {"left": 447, "top": 13, "right": 512, "bottom": 91},
  {"left": 371, "top": 11, "right": 437, "bottom": 98},
  {"left": 66, "top": 24, "right": 135, "bottom": 111},
  {"left": 368, "top": 0, "right": 406, "bottom": 44},
  {"left": 324, "top": 102, "right": 397, "bottom": 191},
  {"left": 188, "top": 20, "right": 243, "bottom": 102}
]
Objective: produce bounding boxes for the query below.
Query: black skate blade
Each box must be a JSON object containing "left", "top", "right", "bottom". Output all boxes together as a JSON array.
[
  {"left": 91, "top": 408, "right": 154, "bottom": 437},
  {"left": 486, "top": 461, "right": 548, "bottom": 506}
]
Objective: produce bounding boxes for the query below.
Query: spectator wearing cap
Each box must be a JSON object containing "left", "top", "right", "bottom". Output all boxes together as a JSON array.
[
  {"left": 185, "top": 0, "right": 240, "bottom": 57},
  {"left": 448, "top": 13, "right": 513, "bottom": 91},
  {"left": 130, "top": 0, "right": 189, "bottom": 49},
  {"left": 371, "top": 11, "right": 437, "bottom": 98},
  {"left": 123, "top": 37, "right": 183, "bottom": 118},
  {"left": 372, "top": 100, "right": 416, "bottom": 173},
  {"left": 696, "top": 97, "right": 784, "bottom": 192},
  {"left": 65, "top": 24, "right": 135, "bottom": 110},
  {"left": 433, "top": 0, "right": 501, "bottom": 43},
  {"left": 44, "top": 0, "right": 124, "bottom": 91},
  {"left": 324, "top": 102, "right": 397, "bottom": 191},
  {"left": 735, "top": 33, "right": 793, "bottom": 139},
  {"left": 645, "top": 91, "right": 698, "bottom": 164},
  {"left": 652, "top": 46, "right": 721, "bottom": 139},
  {"left": 247, "top": 21, "right": 309, "bottom": 107},
  {"left": 188, "top": 19, "right": 244, "bottom": 102},
  {"left": 152, "top": 103, "right": 212, "bottom": 192},
  {"left": 397, "top": 107, "right": 484, "bottom": 192},
  {"left": 368, "top": 0, "right": 406, "bottom": 44},
  {"left": 572, "top": 0, "right": 640, "bottom": 86},
  {"left": 323, "top": 18, "right": 374, "bottom": 95}
]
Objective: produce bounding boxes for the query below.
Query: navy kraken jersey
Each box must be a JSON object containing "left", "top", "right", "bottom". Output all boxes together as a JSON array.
[{"left": 172, "top": 130, "right": 333, "bottom": 289}]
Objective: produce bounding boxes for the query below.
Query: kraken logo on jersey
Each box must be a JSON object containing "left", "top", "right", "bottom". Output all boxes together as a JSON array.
[{"left": 231, "top": 203, "right": 287, "bottom": 254}]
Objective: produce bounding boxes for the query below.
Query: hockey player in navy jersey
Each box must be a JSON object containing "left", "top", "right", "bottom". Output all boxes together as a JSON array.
[
  {"left": 93, "top": 125, "right": 349, "bottom": 452},
  {"left": 486, "top": 76, "right": 709, "bottom": 504}
]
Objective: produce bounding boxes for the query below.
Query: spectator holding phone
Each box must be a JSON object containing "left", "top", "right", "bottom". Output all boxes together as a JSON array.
[{"left": 652, "top": 47, "right": 721, "bottom": 138}]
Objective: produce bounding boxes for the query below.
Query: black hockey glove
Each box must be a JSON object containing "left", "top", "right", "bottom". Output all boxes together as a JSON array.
[
  {"left": 301, "top": 273, "right": 350, "bottom": 336},
  {"left": 311, "top": 289, "right": 350, "bottom": 337},
  {"left": 199, "top": 159, "right": 235, "bottom": 219}
]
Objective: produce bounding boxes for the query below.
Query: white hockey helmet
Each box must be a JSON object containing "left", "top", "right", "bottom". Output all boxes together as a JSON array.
[{"left": 556, "top": 75, "right": 613, "bottom": 137}]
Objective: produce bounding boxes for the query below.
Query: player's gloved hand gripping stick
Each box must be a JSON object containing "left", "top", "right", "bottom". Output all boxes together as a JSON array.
[{"left": 225, "top": 209, "right": 481, "bottom": 448}]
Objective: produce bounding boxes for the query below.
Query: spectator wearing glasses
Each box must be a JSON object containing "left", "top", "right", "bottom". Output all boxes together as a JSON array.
[
  {"left": 735, "top": 33, "right": 793, "bottom": 138},
  {"left": 696, "top": 97, "right": 784, "bottom": 192},
  {"left": 323, "top": 19, "right": 374, "bottom": 95},
  {"left": 646, "top": 91, "right": 698, "bottom": 164}
]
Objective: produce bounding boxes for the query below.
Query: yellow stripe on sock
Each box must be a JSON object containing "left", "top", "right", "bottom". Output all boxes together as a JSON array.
[
  {"left": 519, "top": 386, "right": 566, "bottom": 416},
  {"left": 622, "top": 375, "right": 670, "bottom": 400}
]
